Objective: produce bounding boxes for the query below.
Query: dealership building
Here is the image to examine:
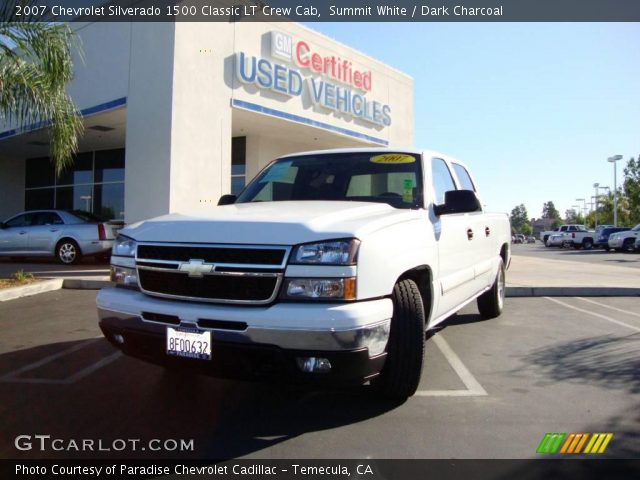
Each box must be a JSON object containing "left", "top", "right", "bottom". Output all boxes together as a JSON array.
[{"left": 0, "top": 21, "right": 414, "bottom": 223}]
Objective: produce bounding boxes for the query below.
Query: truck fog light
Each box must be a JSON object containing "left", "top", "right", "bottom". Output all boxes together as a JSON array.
[
  {"left": 110, "top": 266, "right": 138, "bottom": 288},
  {"left": 359, "top": 321, "right": 391, "bottom": 357},
  {"left": 296, "top": 357, "right": 332, "bottom": 373}
]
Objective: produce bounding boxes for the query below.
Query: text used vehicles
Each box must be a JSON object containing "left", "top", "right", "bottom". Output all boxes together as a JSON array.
[
  {"left": 608, "top": 224, "right": 640, "bottom": 252},
  {"left": 0, "top": 210, "right": 121, "bottom": 264},
  {"left": 97, "top": 149, "right": 511, "bottom": 399}
]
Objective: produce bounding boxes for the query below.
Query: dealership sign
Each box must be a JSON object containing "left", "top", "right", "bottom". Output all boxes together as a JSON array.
[{"left": 235, "top": 31, "right": 391, "bottom": 127}]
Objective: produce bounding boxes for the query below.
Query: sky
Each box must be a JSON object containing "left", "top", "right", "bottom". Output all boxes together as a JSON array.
[{"left": 306, "top": 22, "right": 640, "bottom": 219}]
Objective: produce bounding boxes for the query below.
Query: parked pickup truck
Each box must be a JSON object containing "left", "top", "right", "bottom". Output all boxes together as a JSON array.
[
  {"left": 540, "top": 224, "right": 591, "bottom": 246},
  {"left": 97, "top": 148, "right": 511, "bottom": 399}
]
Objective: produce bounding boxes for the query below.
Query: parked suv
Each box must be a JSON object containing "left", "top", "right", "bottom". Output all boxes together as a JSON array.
[
  {"left": 608, "top": 224, "right": 640, "bottom": 252},
  {"left": 594, "top": 227, "right": 630, "bottom": 250}
]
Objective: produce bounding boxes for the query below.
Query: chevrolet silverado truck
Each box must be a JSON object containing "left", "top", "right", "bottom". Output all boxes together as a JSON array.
[
  {"left": 540, "top": 224, "right": 588, "bottom": 245},
  {"left": 97, "top": 148, "right": 511, "bottom": 399}
]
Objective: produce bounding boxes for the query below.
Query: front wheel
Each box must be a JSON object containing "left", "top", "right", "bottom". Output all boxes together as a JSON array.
[
  {"left": 477, "top": 259, "right": 506, "bottom": 319},
  {"left": 56, "top": 239, "right": 81, "bottom": 265},
  {"left": 372, "top": 279, "right": 426, "bottom": 399},
  {"left": 623, "top": 239, "right": 635, "bottom": 253}
]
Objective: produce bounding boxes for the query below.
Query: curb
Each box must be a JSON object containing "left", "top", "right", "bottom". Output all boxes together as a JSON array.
[
  {"left": 506, "top": 286, "right": 640, "bottom": 297},
  {"left": 62, "top": 279, "right": 112, "bottom": 290},
  {"left": 0, "top": 278, "right": 64, "bottom": 302}
]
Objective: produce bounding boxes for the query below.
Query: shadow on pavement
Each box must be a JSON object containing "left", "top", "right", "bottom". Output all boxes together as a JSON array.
[{"left": 0, "top": 338, "right": 403, "bottom": 460}]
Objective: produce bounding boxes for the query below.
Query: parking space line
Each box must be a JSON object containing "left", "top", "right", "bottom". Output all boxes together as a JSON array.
[
  {"left": 0, "top": 338, "right": 121, "bottom": 385},
  {"left": 545, "top": 297, "right": 640, "bottom": 333},
  {"left": 575, "top": 297, "right": 640, "bottom": 319},
  {"left": 415, "top": 334, "right": 487, "bottom": 397}
]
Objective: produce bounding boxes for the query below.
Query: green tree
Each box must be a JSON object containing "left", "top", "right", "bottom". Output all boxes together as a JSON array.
[
  {"left": 564, "top": 208, "right": 584, "bottom": 225},
  {"left": 0, "top": 1, "right": 83, "bottom": 174},
  {"left": 542, "top": 201, "right": 562, "bottom": 228},
  {"left": 623, "top": 156, "right": 640, "bottom": 224},
  {"left": 510, "top": 204, "right": 530, "bottom": 233}
]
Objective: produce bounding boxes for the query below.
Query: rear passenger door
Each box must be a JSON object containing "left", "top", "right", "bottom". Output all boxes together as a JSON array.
[
  {"left": 430, "top": 158, "right": 481, "bottom": 318},
  {"left": 450, "top": 162, "right": 494, "bottom": 289}
]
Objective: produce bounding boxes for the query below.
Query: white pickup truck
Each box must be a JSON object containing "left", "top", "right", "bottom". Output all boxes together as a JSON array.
[
  {"left": 97, "top": 148, "right": 511, "bottom": 399},
  {"left": 540, "top": 224, "right": 589, "bottom": 245}
]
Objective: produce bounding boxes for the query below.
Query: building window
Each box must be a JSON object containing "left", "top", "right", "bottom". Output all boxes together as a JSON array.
[
  {"left": 231, "top": 136, "right": 246, "bottom": 196},
  {"left": 24, "top": 148, "right": 125, "bottom": 220}
]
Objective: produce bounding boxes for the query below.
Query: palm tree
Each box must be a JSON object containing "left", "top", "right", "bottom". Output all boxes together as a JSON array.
[{"left": 0, "top": 0, "right": 83, "bottom": 174}]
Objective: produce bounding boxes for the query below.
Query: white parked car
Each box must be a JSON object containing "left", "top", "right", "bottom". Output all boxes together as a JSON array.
[
  {"left": 97, "top": 148, "right": 511, "bottom": 399},
  {"left": 608, "top": 224, "right": 640, "bottom": 252},
  {"left": 546, "top": 233, "right": 570, "bottom": 248},
  {"left": 0, "top": 210, "right": 121, "bottom": 264}
]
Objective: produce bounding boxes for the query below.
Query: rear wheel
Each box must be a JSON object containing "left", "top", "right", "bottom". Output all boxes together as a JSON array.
[
  {"left": 477, "top": 259, "right": 506, "bottom": 319},
  {"left": 372, "top": 279, "right": 425, "bottom": 399},
  {"left": 582, "top": 238, "right": 593, "bottom": 250},
  {"left": 56, "top": 239, "right": 81, "bottom": 265}
]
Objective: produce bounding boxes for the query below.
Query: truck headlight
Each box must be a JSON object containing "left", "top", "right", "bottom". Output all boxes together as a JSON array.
[
  {"left": 291, "top": 239, "right": 359, "bottom": 265},
  {"left": 112, "top": 235, "right": 137, "bottom": 257},
  {"left": 281, "top": 278, "right": 356, "bottom": 301},
  {"left": 110, "top": 266, "right": 138, "bottom": 288}
]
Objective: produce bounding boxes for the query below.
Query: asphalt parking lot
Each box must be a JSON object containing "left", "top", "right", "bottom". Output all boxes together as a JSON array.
[
  {"left": 512, "top": 242, "right": 640, "bottom": 269},
  {"left": 1, "top": 289, "right": 638, "bottom": 460}
]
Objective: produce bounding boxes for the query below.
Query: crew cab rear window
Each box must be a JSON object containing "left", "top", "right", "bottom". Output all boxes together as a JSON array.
[{"left": 452, "top": 163, "right": 475, "bottom": 191}]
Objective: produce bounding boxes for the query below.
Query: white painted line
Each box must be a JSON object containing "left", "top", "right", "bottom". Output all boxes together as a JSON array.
[
  {"left": 0, "top": 338, "right": 101, "bottom": 380},
  {"left": 545, "top": 297, "right": 640, "bottom": 333},
  {"left": 63, "top": 351, "right": 122, "bottom": 383},
  {"left": 415, "top": 333, "right": 487, "bottom": 397},
  {"left": 0, "top": 338, "right": 121, "bottom": 385},
  {"left": 575, "top": 297, "right": 640, "bottom": 319}
]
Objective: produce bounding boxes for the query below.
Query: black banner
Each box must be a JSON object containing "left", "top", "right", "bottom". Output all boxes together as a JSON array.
[
  {"left": 3, "top": 459, "right": 640, "bottom": 480},
  {"left": 7, "top": 0, "right": 640, "bottom": 22}
]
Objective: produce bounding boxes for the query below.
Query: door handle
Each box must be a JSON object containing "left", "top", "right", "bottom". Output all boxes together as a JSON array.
[
  {"left": 485, "top": 227, "right": 491, "bottom": 237},
  {"left": 467, "top": 228, "right": 474, "bottom": 240},
  {"left": 19, "top": 231, "right": 27, "bottom": 235},
  {"left": 49, "top": 228, "right": 59, "bottom": 232}
]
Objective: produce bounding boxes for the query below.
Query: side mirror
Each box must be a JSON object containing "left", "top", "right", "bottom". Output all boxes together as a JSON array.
[
  {"left": 218, "top": 194, "right": 237, "bottom": 206},
  {"left": 434, "top": 190, "right": 481, "bottom": 216}
]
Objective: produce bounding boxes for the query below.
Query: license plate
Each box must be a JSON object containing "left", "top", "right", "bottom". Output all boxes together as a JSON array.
[{"left": 166, "top": 327, "right": 211, "bottom": 360}]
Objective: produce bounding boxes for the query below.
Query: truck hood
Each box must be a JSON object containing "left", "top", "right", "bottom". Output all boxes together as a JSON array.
[{"left": 122, "top": 201, "right": 420, "bottom": 245}]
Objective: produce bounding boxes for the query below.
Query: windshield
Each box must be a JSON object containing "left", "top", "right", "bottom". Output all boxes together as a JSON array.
[
  {"left": 633, "top": 224, "right": 640, "bottom": 231},
  {"left": 236, "top": 152, "right": 424, "bottom": 209}
]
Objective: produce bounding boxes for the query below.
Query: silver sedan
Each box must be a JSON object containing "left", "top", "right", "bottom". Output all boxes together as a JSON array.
[{"left": 0, "top": 210, "right": 122, "bottom": 264}]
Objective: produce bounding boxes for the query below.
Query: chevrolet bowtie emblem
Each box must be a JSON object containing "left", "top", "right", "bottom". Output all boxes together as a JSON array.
[{"left": 178, "top": 259, "right": 214, "bottom": 277}]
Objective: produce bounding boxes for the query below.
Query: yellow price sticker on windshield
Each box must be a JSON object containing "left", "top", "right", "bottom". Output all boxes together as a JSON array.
[{"left": 370, "top": 154, "right": 415, "bottom": 164}]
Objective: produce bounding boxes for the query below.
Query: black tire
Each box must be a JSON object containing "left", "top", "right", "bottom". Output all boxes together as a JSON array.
[
  {"left": 477, "top": 259, "right": 506, "bottom": 319},
  {"left": 623, "top": 238, "right": 635, "bottom": 253},
  {"left": 56, "top": 239, "right": 81, "bottom": 265},
  {"left": 372, "top": 279, "right": 425, "bottom": 399},
  {"left": 543, "top": 235, "right": 549, "bottom": 244},
  {"left": 582, "top": 238, "right": 593, "bottom": 250}
]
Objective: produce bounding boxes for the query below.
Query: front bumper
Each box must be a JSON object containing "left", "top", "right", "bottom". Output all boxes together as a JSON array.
[
  {"left": 608, "top": 238, "right": 623, "bottom": 248},
  {"left": 97, "top": 287, "right": 392, "bottom": 385}
]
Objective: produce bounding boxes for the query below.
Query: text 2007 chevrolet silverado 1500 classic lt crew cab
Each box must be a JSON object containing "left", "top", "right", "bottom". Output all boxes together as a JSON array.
[{"left": 97, "top": 148, "right": 511, "bottom": 399}]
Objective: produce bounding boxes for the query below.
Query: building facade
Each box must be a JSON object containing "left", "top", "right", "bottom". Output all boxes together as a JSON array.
[{"left": 0, "top": 21, "right": 414, "bottom": 223}]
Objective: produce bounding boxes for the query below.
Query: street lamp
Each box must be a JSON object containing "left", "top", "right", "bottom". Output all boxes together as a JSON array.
[
  {"left": 607, "top": 154, "right": 623, "bottom": 227},
  {"left": 575, "top": 198, "right": 587, "bottom": 227},
  {"left": 593, "top": 183, "right": 599, "bottom": 229}
]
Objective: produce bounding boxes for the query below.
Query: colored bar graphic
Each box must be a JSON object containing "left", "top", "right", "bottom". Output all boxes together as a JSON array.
[
  {"left": 584, "top": 433, "right": 613, "bottom": 454},
  {"left": 540, "top": 433, "right": 613, "bottom": 454},
  {"left": 536, "top": 433, "right": 566, "bottom": 454}
]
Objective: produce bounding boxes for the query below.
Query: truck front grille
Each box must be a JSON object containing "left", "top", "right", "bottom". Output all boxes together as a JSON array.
[{"left": 135, "top": 243, "right": 289, "bottom": 304}]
